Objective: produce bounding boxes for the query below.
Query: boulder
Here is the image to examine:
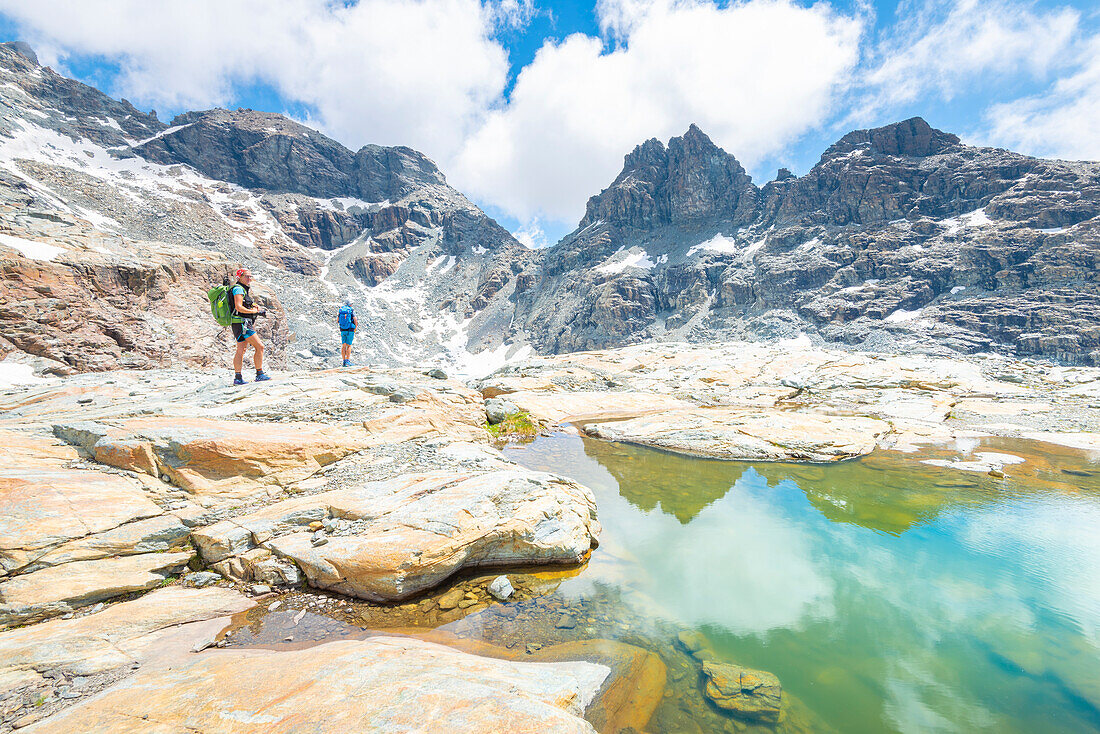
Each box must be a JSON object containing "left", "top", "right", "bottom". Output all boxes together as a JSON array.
[
  {"left": 488, "top": 575, "right": 514, "bottom": 600},
  {"left": 193, "top": 469, "right": 600, "bottom": 601},
  {"left": 181, "top": 571, "right": 222, "bottom": 588},
  {"left": 484, "top": 397, "right": 520, "bottom": 424},
  {"left": 701, "top": 661, "right": 782, "bottom": 723}
]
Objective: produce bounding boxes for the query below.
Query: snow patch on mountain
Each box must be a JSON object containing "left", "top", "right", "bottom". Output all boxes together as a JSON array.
[
  {"left": 0, "top": 232, "right": 62, "bottom": 260},
  {"left": 687, "top": 233, "right": 739, "bottom": 256},
  {"left": 596, "top": 247, "right": 656, "bottom": 273}
]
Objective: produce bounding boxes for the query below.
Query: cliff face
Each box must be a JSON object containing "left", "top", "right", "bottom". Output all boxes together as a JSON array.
[
  {"left": 0, "top": 198, "right": 290, "bottom": 373},
  {"left": 512, "top": 119, "right": 1100, "bottom": 364}
]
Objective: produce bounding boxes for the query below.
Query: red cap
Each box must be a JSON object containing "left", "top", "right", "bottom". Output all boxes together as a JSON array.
[{"left": 236, "top": 268, "right": 251, "bottom": 278}]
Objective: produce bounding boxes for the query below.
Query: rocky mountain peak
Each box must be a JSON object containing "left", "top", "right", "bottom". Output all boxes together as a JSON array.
[
  {"left": 824, "top": 116, "right": 961, "bottom": 160},
  {"left": 0, "top": 41, "right": 38, "bottom": 66},
  {"left": 352, "top": 143, "right": 448, "bottom": 202},
  {"left": 579, "top": 125, "right": 758, "bottom": 229},
  {"left": 133, "top": 107, "right": 448, "bottom": 203},
  {"left": 0, "top": 41, "right": 163, "bottom": 148}
]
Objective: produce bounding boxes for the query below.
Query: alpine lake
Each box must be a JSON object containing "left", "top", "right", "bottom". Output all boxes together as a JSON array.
[{"left": 223, "top": 431, "right": 1100, "bottom": 733}]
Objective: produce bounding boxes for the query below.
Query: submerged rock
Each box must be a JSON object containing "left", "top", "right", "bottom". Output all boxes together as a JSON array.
[
  {"left": 488, "top": 575, "right": 514, "bottom": 601},
  {"left": 701, "top": 661, "right": 782, "bottom": 723}
]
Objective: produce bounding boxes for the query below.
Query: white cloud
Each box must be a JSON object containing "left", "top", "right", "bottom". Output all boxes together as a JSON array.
[
  {"left": 0, "top": 0, "right": 510, "bottom": 158},
  {"left": 982, "top": 34, "right": 1100, "bottom": 161},
  {"left": 513, "top": 218, "right": 548, "bottom": 248},
  {"left": 488, "top": 0, "right": 538, "bottom": 29},
  {"left": 861, "top": 0, "right": 1079, "bottom": 109},
  {"left": 451, "top": 0, "right": 864, "bottom": 225},
  {"left": 4, "top": 0, "right": 1097, "bottom": 245}
]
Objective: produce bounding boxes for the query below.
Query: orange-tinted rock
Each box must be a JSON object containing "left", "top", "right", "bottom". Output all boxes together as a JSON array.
[
  {"left": 23, "top": 636, "right": 610, "bottom": 734},
  {"left": 701, "top": 661, "right": 782, "bottom": 723}
]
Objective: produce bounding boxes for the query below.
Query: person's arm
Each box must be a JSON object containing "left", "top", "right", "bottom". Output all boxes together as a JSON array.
[
  {"left": 353, "top": 314, "right": 358, "bottom": 329},
  {"left": 233, "top": 290, "right": 263, "bottom": 316}
]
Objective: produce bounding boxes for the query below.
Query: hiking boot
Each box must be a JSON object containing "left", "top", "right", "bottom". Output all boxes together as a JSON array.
[
  {"left": 254, "top": 371, "right": 271, "bottom": 382},
  {"left": 232, "top": 376, "right": 246, "bottom": 386},
  {"left": 342, "top": 359, "right": 351, "bottom": 367}
]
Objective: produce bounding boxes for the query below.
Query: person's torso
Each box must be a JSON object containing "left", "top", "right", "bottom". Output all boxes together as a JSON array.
[{"left": 231, "top": 283, "right": 253, "bottom": 319}]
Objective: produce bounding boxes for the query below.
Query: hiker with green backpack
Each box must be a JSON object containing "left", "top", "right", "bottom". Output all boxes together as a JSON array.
[{"left": 207, "top": 268, "right": 270, "bottom": 385}]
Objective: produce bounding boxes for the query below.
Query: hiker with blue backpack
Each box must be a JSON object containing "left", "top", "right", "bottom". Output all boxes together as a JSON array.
[
  {"left": 338, "top": 299, "right": 357, "bottom": 367},
  {"left": 206, "top": 268, "right": 270, "bottom": 385}
]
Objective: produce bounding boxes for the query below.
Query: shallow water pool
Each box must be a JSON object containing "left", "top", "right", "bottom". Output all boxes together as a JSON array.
[{"left": 498, "top": 434, "right": 1100, "bottom": 733}]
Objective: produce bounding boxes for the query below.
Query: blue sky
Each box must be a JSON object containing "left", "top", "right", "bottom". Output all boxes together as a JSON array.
[{"left": 2, "top": 0, "right": 1098, "bottom": 245}]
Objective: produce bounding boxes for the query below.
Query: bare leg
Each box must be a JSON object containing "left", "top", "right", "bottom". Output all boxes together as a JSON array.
[
  {"left": 245, "top": 333, "right": 264, "bottom": 372},
  {"left": 234, "top": 341, "right": 247, "bottom": 373}
]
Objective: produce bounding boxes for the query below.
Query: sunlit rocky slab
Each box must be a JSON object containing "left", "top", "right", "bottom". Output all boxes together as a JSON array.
[
  {"left": 499, "top": 389, "right": 695, "bottom": 425},
  {"left": 0, "top": 429, "right": 81, "bottom": 465},
  {"left": 0, "top": 586, "right": 254, "bottom": 696},
  {"left": 0, "top": 468, "right": 164, "bottom": 574},
  {"left": 53, "top": 417, "right": 374, "bottom": 497},
  {"left": 585, "top": 408, "right": 890, "bottom": 462},
  {"left": 479, "top": 342, "right": 1100, "bottom": 457},
  {"left": 0, "top": 551, "right": 193, "bottom": 628},
  {"left": 23, "top": 636, "right": 610, "bottom": 734},
  {"left": 193, "top": 469, "right": 600, "bottom": 600}
]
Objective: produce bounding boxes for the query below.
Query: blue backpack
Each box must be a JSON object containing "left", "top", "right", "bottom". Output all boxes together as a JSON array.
[{"left": 338, "top": 305, "right": 355, "bottom": 330}]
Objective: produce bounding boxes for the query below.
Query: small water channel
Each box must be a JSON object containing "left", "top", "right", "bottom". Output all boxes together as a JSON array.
[{"left": 227, "top": 433, "right": 1100, "bottom": 733}]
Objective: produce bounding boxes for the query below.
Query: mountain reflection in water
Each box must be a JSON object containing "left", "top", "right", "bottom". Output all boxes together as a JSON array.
[{"left": 506, "top": 433, "right": 1100, "bottom": 734}]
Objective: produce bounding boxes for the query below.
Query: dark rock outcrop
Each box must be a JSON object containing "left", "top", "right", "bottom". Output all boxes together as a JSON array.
[
  {"left": 579, "top": 124, "right": 758, "bottom": 230},
  {"left": 133, "top": 109, "right": 447, "bottom": 203}
]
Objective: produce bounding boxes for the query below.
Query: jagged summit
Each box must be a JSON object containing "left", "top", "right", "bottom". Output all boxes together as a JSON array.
[{"left": 579, "top": 124, "right": 757, "bottom": 229}]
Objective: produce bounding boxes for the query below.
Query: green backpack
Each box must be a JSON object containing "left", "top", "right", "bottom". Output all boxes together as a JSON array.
[{"left": 207, "top": 284, "right": 235, "bottom": 327}]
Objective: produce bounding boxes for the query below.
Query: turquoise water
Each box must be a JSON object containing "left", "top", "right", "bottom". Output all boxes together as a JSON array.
[{"left": 504, "top": 434, "right": 1100, "bottom": 733}]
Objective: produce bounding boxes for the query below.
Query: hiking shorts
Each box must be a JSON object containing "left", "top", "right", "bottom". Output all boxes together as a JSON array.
[
  {"left": 340, "top": 329, "right": 355, "bottom": 345},
  {"left": 232, "top": 321, "right": 256, "bottom": 343}
]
